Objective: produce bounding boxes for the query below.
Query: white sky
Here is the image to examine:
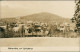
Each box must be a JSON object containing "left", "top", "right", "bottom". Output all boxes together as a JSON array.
[{"left": 1, "top": 1, "right": 75, "bottom": 18}]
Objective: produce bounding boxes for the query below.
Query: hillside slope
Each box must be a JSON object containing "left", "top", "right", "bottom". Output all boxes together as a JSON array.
[
  {"left": 0, "top": 12, "right": 72, "bottom": 26},
  {"left": 20, "top": 12, "right": 71, "bottom": 23}
]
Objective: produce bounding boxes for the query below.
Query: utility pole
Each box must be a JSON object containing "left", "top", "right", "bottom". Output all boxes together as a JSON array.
[{"left": 21, "top": 25, "right": 25, "bottom": 37}]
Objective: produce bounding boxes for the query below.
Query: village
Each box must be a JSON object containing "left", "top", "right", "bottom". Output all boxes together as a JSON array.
[
  {"left": 0, "top": 19, "right": 77, "bottom": 38},
  {"left": 0, "top": 1, "right": 80, "bottom": 51},
  {"left": 0, "top": 0, "right": 80, "bottom": 38}
]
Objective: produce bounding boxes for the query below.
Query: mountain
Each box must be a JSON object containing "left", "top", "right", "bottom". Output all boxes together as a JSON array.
[
  {"left": 0, "top": 12, "right": 72, "bottom": 26},
  {"left": 20, "top": 12, "right": 72, "bottom": 23}
]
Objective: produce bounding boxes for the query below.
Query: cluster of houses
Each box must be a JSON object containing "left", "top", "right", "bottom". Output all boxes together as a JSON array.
[{"left": 0, "top": 20, "right": 77, "bottom": 38}]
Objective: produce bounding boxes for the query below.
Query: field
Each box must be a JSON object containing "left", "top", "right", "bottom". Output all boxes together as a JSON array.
[
  {"left": 0, "top": 37, "right": 80, "bottom": 51},
  {"left": 0, "top": 37, "right": 79, "bottom": 47}
]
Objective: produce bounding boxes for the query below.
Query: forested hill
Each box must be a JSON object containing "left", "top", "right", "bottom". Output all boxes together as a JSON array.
[{"left": 0, "top": 12, "right": 72, "bottom": 26}]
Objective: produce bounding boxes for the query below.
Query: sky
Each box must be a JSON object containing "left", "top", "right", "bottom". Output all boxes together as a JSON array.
[{"left": 0, "top": 1, "right": 75, "bottom": 18}]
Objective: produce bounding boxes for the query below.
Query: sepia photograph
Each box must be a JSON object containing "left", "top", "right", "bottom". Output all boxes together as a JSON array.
[{"left": 0, "top": 0, "right": 80, "bottom": 52}]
